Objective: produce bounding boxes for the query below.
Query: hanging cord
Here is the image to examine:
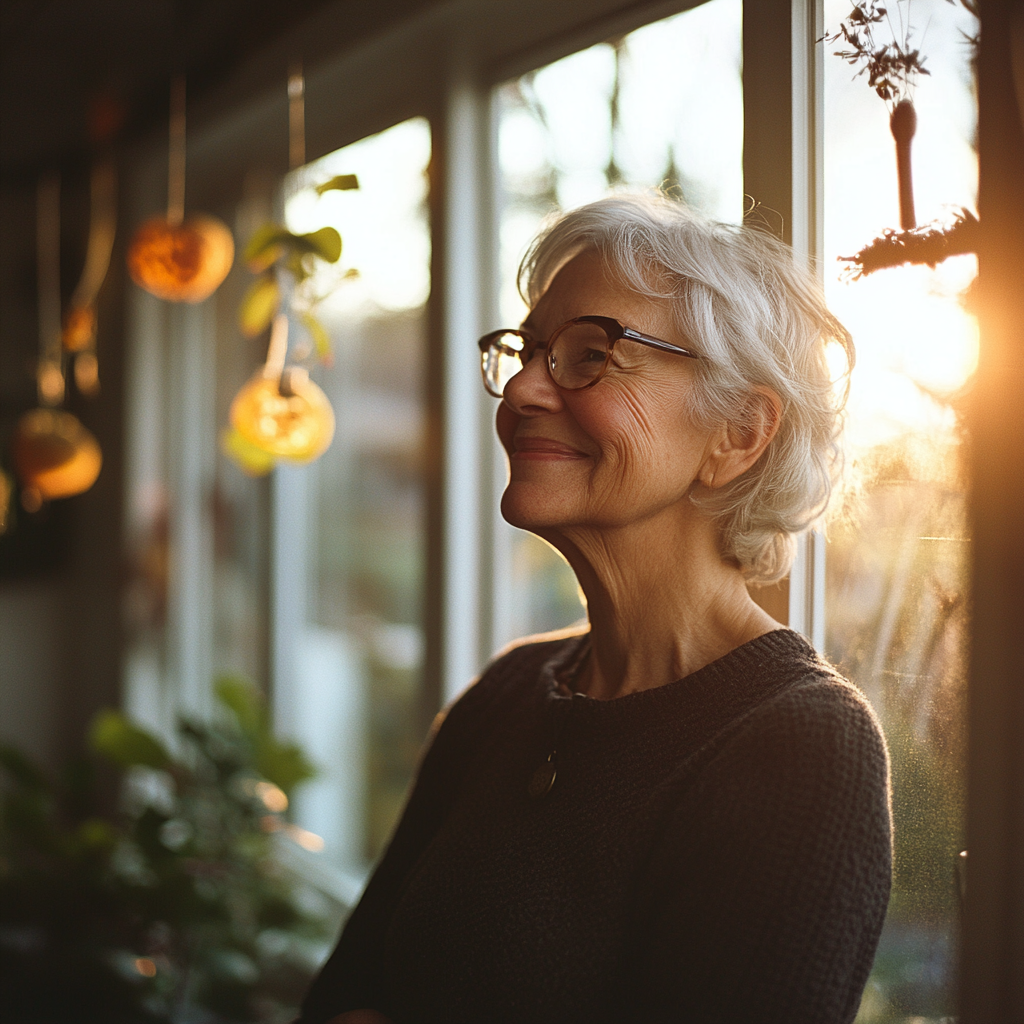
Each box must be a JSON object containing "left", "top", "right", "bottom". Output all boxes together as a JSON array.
[
  {"left": 268, "top": 63, "right": 306, "bottom": 390},
  {"left": 167, "top": 75, "right": 186, "bottom": 226},
  {"left": 71, "top": 159, "right": 117, "bottom": 313},
  {"left": 36, "top": 173, "right": 64, "bottom": 407},
  {"left": 288, "top": 63, "right": 305, "bottom": 171},
  {"left": 67, "top": 157, "right": 117, "bottom": 396}
]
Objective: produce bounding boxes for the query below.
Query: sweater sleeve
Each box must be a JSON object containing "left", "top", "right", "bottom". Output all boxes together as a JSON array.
[{"left": 628, "top": 677, "right": 892, "bottom": 1024}]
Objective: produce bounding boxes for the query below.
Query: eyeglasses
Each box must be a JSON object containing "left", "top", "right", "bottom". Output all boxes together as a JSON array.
[{"left": 478, "top": 315, "right": 701, "bottom": 398}]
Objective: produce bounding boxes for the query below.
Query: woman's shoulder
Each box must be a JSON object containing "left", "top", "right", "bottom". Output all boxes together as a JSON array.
[
  {"left": 715, "top": 635, "right": 891, "bottom": 792},
  {"left": 758, "top": 637, "right": 886, "bottom": 748}
]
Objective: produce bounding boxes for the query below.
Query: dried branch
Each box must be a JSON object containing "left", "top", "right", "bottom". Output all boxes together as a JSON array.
[
  {"left": 823, "top": 1, "right": 930, "bottom": 106},
  {"left": 839, "top": 208, "right": 979, "bottom": 277}
]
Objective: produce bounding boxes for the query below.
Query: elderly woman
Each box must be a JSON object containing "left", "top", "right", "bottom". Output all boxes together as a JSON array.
[{"left": 300, "top": 194, "right": 891, "bottom": 1024}]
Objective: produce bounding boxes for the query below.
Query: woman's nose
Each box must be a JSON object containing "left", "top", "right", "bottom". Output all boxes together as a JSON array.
[{"left": 502, "top": 348, "right": 563, "bottom": 415}]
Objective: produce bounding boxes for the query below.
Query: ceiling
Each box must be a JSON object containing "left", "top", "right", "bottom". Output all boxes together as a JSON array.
[{"left": 0, "top": 0, "right": 438, "bottom": 183}]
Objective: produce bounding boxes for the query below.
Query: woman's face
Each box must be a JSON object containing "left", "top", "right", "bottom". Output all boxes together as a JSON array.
[{"left": 497, "top": 251, "right": 721, "bottom": 536}]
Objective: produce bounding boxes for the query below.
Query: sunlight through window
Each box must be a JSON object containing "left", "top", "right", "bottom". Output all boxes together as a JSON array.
[
  {"left": 821, "top": 2, "right": 978, "bottom": 1018},
  {"left": 280, "top": 118, "right": 431, "bottom": 878}
]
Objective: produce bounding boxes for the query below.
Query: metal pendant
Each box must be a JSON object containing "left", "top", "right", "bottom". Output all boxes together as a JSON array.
[{"left": 528, "top": 753, "right": 557, "bottom": 800}]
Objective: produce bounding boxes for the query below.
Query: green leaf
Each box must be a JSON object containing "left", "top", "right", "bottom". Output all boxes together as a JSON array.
[
  {"left": 243, "top": 223, "right": 342, "bottom": 272},
  {"left": 221, "top": 426, "right": 276, "bottom": 476},
  {"left": 256, "top": 739, "right": 316, "bottom": 793},
  {"left": 315, "top": 174, "right": 359, "bottom": 195},
  {"left": 300, "top": 312, "right": 332, "bottom": 363},
  {"left": 298, "top": 227, "right": 342, "bottom": 263},
  {"left": 243, "top": 223, "right": 290, "bottom": 272},
  {"left": 284, "top": 250, "right": 310, "bottom": 283},
  {"left": 238, "top": 274, "right": 280, "bottom": 337},
  {"left": 90, "top": 710, "right": 170, "bottom": 769},
  {"left": 215, "top": 676, "right": 266, "bottom": 734}
]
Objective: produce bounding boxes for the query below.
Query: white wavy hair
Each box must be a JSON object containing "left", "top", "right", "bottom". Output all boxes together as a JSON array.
[{"left": 519, "top": 192, "right": 854, "bottom": 583}]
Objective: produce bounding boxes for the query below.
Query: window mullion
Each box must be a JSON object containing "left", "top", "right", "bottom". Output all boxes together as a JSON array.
[
  {"left": 438, "top": 63, "right": 489, "bottom": 704},
  {"left": 788, "top": 0, "right": 826, "bottom": 647},
  {"left": 744, "top": 0, "right": 826, "bottom": 646}
]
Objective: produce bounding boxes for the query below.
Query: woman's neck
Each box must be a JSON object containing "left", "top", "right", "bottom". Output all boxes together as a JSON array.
[{"left": 549, "top": 511, "right": 781, "bottom": 701}]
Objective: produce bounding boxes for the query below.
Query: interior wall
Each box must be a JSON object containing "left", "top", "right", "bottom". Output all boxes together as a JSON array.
[{"left": 0, "top": 584, "right": 62, "bottom": 768}]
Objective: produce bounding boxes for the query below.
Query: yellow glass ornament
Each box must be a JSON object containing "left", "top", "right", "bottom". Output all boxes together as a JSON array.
[{"left": 230, "top": 367, "right": 334, "bottom": 463}]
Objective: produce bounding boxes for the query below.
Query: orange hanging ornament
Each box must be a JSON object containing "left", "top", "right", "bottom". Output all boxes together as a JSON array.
[
  {"left": 15, "top": 175, "right": 103, "bottom": 511},
  {"left": 14, "top": 409, "right": 102, "bottom": 506},
  {"left": 128, "top": 213, "right": 234, "bottom": 303},
  {"left": 127, "top": 77, "right": 233, "bottom": 303}
]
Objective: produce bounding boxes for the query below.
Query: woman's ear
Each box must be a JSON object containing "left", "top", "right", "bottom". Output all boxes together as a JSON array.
[{"left": 700, "top": 387, "right": 782, "bottom": 489}]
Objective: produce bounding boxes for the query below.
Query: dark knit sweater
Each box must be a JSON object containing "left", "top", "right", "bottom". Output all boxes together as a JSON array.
[{"left": 299, "top": 628, "right": 892, "bottom": 1024}]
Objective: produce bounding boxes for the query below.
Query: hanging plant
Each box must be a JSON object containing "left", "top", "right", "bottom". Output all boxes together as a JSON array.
[
  {"left": 127, "top": 77, "right": 235, "bottom": 303},
  {"left": 223, "top": 67, "right": 357, "bottom": 475},
  {"left": 237, "top": 216, "right": 348, "bottom": 355},
  {"left": 824, "top": 0, "right": 980, "bottom": 277}
]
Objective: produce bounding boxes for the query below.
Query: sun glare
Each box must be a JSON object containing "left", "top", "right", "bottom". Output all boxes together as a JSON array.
[
  {"left": 285, "top": 118, "right": 431, "bottom": 315},
  {"left": 823, "top": 0, "right": 978, "bottom": 454}
]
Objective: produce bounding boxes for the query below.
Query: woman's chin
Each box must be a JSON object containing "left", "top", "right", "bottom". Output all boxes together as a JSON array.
[{"left": 500, "top": 482, "right": 575, "bottom": 533}]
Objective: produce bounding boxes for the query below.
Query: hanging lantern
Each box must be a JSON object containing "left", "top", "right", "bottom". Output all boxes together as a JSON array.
[
  {"left": 14, "top": 409, "right": 102, "bottom": 504},
  {"left": 128, "top": 76, "right": 234, "bottom": 304},
  {"left": 128, "top": 214, "right": 234, "bottom": 302},
  {"left": 230, "top": 367, "right": 334, "bottom": 463}
]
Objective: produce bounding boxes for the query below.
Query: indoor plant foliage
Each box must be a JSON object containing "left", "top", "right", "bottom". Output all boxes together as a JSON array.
[{"left": 0, "top": 678, "right": 335, "bottom": 1024}]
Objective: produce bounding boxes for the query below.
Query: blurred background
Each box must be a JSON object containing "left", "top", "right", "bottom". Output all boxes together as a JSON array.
[{"left": 1, "top": 1, "right": 1021, "bottom": 1022}]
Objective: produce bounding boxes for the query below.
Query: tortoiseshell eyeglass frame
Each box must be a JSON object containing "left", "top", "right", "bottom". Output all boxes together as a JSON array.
[{"left": 477, "top": 315, "right": 702, "bottom": 398}]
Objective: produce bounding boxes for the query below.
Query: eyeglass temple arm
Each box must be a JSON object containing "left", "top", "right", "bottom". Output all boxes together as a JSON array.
[{"left": 621, "top": 326, "right": 699, "bottom": 359}]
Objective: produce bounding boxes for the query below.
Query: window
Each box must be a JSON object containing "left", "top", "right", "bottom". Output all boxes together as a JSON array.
[
  {"left": 275, "top": 118, "right": 432, "bottom": 889},
  {"left": 821, "top": 1, "right": 978, "bottom": 1017}
]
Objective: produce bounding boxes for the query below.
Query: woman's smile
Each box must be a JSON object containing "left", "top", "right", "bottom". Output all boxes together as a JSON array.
[{"left": 511, "top": 435, "right": 590, "bottom": 460}]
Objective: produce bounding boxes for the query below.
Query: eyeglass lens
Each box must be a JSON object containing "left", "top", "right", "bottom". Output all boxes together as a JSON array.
[
  {"left": 483, "top": 322, "right": 613, "bottom": 396},
  {"left": 548, "top": 320, "right": 611, "bottom": 389},
  {"left": 482, "top": 333, "right": 526, "bottom": 396}
]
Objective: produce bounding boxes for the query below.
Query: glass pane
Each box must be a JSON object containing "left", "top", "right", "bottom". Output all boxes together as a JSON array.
[
  {"left": 493, "top": 0, "right": 743, "bottom": 646},
  {"left": 822, "top": 2, "right": 978, "bottom": 1019},
  {"left": 282, "top": 118, "right": 431, "bottom": 880}
]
